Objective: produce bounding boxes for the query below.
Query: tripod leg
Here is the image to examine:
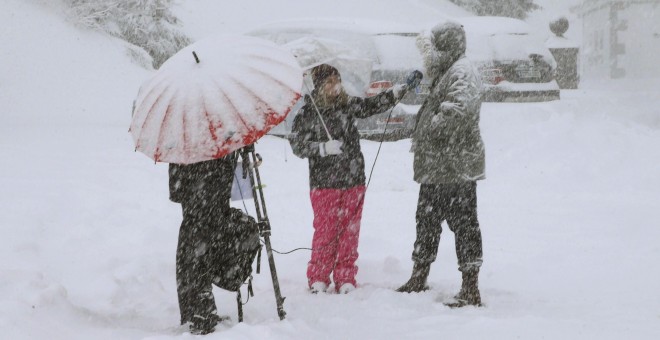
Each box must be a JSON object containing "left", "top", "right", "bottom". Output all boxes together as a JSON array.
[
  {"left": 262, "top": 232, "right": 286, "bottom": 320},
  {"left": 240, "top": 146, "right": 287, "bottom": 320},
  {"left": 237, "top": 290, "right": 243, "bottom": 323}
]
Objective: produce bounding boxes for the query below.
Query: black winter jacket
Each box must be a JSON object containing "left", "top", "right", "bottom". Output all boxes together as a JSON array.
[
  {"left": 288, "top": 90, "right": 397, "bottom": 189},
  {"left": 168, "top": 154, "right": 236, "bottom": 216}
]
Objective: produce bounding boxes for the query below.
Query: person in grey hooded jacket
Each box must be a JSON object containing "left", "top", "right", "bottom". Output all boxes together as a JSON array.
[{"left": 396, "top": 21, "right": 485, "bottom": 308}]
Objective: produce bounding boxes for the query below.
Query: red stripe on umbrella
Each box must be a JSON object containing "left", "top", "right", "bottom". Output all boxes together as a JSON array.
[{"left": 130, "top": 35, "right": 303, "bottom": 164}]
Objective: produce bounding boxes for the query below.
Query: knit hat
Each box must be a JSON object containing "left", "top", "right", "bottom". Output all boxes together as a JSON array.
[{"left": 310, "top": 64, "right": 340, "bottom": 88}]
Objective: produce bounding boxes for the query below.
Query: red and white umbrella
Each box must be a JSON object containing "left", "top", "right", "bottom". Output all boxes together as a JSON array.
[{"left": 130, "top": 35, "right": 303, "bottom": 164}]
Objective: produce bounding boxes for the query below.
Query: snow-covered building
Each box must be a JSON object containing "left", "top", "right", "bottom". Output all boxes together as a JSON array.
[{"left": 573, "top": 0, "right": 660, "bottom": 79}]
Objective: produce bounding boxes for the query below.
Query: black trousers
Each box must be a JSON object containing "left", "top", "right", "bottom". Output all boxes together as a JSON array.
[
  {"left": 176, "top": 202, "right": 219, "bottom": 325},
  {"left": 412, "top": 182, "right": 483, "bottom": 272}
]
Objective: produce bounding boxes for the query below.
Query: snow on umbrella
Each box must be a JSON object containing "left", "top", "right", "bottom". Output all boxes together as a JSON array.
[
  {"left": 130, "top": 35, "right": 303, "bottom": 164},
  {"left": 284, "top": 36, "right": 373, "bottom": 97}
]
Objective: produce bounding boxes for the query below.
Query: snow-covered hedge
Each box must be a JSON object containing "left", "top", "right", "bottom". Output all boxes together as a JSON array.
[
  {"left": 62, "top": 0, "right": 191, "bottom": 69},
  {"left": 449, "top": 0, "right": 541, "bottom": 20}
]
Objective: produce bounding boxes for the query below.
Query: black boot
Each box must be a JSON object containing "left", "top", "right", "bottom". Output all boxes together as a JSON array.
[
  {"left": 396, "top": 262, "right": 431, "bottom": 293},
  {"left": 187, "top": 292, "right": 224, "bottom": 335},
  {"left": 445, "top": 269, "right": 481, "bottom": 307},
  {"left": 189, "top": 314, "right": 216, "bottom": 335}
]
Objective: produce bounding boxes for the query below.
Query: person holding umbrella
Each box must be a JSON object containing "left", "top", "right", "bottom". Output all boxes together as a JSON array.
[
  {"left": 168, "top": 155, "right": 235, "bottom": 334},
  {"left": 130, "top": 35, "right": 304, "bottom": 333},
  {"left": 289, "top": 64, "right": 412, "bottom": 294}
]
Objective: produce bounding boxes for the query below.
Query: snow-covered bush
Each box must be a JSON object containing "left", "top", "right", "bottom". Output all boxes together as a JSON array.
[
  {"left": 449, "top": 0, "right": 541, "bottom": 20},
  {"left": 62, "top": 0, "right": 191, "bottom": 69}
]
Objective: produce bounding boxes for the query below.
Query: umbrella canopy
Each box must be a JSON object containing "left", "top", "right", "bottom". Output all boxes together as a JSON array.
[
  {"left": 130, "top": 35, "right": 303, "bottom": 164},
  {"left": 284, "top": 36, "right": 373, "bottom": 97}
]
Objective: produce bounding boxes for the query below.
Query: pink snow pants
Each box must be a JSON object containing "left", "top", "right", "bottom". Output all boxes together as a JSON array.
[{"left": 307, "top": 186, "right": 366, "bottom": 289}]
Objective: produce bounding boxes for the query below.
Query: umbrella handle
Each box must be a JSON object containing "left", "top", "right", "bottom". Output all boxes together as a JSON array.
[
  {"left": 303, "top": 82, "right": 333, "bottom": 141},
  {"left": 309, "top": 96, "right": 333, "bottom": 141}
]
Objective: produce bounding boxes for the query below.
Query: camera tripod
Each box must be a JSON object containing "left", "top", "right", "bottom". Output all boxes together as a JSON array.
[{"left": 236, "top": 144, "right": 286, "bottom": 322}]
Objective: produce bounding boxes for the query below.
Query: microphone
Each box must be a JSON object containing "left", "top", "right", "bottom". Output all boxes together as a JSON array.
[{"left": 406, "top": 70, "right": 423, "bottom": 90}]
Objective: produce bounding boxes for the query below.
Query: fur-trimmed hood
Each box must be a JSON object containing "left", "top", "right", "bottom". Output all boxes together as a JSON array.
[{"left": 416, "top": 21, "right": 467, "bottom": 81}]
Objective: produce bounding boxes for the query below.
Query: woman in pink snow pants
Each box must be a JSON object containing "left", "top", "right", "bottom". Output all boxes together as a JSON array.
[{"left": 288, "top": 64, "right": 407, "bottom": 293}]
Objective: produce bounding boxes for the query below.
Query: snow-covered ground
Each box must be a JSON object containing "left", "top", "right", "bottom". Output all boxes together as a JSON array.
[{"left": 1, "top": 0, "right": 660, "bottom": 339}]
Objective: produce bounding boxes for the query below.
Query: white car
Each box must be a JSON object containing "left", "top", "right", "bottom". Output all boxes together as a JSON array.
[
  {"left": 245, "top": 18, "right": 432, "bottom": 138},
  {"left": 246, "top": 16, "right": 560, "bottom": 138},
  {"left": 456, "top": 16, "right": 560, "bottom": 102}
]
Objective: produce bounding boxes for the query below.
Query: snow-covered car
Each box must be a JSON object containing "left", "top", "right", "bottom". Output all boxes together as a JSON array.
[
  {"left": 456, "top": 16, "right": 560, "bottom": 102},
  {"left": 246, "top": 16, "right": 560, "bottom": 139},
  {"left": 245, "top": 18, "right": 434, "bottom": 139}
]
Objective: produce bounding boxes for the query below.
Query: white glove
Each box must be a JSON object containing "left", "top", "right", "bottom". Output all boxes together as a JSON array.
[
  {"left": 320, "top": 140, "right": 343, "bottom": 157},
  {"left": 391, "top": 84, "right": 408, "bottom": 100}
]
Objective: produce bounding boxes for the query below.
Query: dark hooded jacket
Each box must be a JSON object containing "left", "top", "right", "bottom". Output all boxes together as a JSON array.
[
  {"left": 289, "top": 89, "right": 397, "bottom": 189},
  {"left": 412, "top": 21, "right": 486, "bottom": 184},
  {"left": 168, "top": 155, "right": 235, "bottom": 215}
]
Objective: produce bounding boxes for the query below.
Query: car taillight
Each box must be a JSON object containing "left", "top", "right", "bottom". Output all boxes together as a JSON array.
[
  {"left": 366, "top": 80, "right": 393, "bottom": 97},
  {"left": 481, "top": 68, "right": 505, "bottom": 85},
  {"left": 387, "top": 117, "right": 405, "bottom": 123}
]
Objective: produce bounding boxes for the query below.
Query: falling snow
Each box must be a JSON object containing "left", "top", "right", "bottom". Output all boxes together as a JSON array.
[{"left": 1, "top": 0, "right": 659, "bottom": 339}]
